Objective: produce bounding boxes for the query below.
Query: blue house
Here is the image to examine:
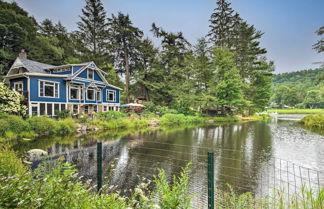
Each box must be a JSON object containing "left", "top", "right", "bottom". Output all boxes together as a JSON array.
[{"left": 4, "top": 50, "right": 122, "bottom": 117}]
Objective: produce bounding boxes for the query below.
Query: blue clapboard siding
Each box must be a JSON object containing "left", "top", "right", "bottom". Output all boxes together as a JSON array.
[
  {"left": 29, "top": 76, "right": 67, "bottom": 102},
  {"left": 102, "top": 86, "right": 120, "bottom": 104},
  {"left": 94, "top": 70, "right": 103, "bottom": 82},
  {"left": 9, "top": 77, "right": 27, "bottom": 91},
  {"left": 72, "top": 66, "right": 83, "bottom": 74}
]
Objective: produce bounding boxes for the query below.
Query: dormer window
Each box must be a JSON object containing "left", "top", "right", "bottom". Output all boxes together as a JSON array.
[{"left": 88, "top": 69, "right": 94, "bottom": 80}]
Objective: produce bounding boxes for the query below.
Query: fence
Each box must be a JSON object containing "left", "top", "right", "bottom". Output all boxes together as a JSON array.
[{"left": 94, "top": 141, "right": 323, "bottom": 209}]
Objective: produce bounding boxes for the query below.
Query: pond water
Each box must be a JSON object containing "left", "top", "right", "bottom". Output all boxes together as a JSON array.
[{"left": 12, "top": 115, "right": 324, "bottom": 207}]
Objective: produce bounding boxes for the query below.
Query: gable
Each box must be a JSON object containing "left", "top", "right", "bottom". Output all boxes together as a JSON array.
[{"left": 76, "top": 67, "right": 104, "bottom": 82}]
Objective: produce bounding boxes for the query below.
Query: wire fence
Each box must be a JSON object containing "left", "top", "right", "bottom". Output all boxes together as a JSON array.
[{"left": 25, "top": 140, "right": 324, "bottom": 209}]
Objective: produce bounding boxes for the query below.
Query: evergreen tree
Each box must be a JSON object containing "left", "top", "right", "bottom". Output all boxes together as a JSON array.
[
  {"left": 207, "top": 0, "right": 238, "bottom": 48},
  {"left": 77, "top": 0, "right": 108, "bottom": 64},
  {"left": 108, "top": 12, "right": 143, "bottom": 103},
  {"left": 212, "top": 48, "right": 247, "bottom": 115},
  {"left": 313, "top": 26, "right": 324, "bottom": 53}
]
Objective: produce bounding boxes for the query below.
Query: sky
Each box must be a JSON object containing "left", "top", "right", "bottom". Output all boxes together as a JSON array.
[{"left": 6, "top": 0, "right": 324, "bottom": 74}]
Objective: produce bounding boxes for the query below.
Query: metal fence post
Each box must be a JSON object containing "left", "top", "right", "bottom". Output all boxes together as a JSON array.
[
  {"left": 208, "top": 152, "right": 215, "bottom": 209},
  {"left": 97, "top": 142, "right": 103, "bottom": 192}
]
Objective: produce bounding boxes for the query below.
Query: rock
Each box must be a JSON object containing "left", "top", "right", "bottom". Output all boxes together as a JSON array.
[
  {"left": 27, "top": 149, "right": 48, "bottom": 161},
  {"left": 22, "top": 138, "right": 32, "bottom": 142},
  {"left": 206, "top": 120, "right": 215, "bottom": 124}
]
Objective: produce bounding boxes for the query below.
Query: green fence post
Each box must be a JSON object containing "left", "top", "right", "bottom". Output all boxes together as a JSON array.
[
  {"left": 208, "top": 152, "right": 215, "bottom": 209},
  {"left": 97, "top": 142, "right": 103, "bottom": 192}
]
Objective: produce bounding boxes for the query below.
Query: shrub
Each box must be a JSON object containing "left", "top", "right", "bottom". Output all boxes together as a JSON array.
[
  {"left": 124, "top": 117, "right": 150, "bottom": 129},
  {"left": 0, "top": 145, "right": 25, "bottom": 176},
  {"left": 96, "top": 111, "right": 126, "bottom": 121},
  {"left": 56, "top": 109, "right": 70, "bottom": 119},
  {"left": 160, "top": 114, "right": 204, "bottom": 125},
  {"left": 55, "top": 118, "right": 76, "bottom": 134},
  {"left": 27, "top": 116, "right": 56, "bottom": 135},
  {"left": 2, "top": 115, "right": 29, "bottom": 134},
  {"left": 300, "top": 114, "right": 324, "bottom": 129}
]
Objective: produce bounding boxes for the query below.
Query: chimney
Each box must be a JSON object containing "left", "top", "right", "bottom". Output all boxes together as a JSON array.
[{"left": 19, "top": 49, "right": 27, "bottom": 59}]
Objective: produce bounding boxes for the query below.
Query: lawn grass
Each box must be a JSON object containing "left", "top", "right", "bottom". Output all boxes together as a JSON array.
[{"left": 268, "top": 109, "right": 324, "bottom": 114}]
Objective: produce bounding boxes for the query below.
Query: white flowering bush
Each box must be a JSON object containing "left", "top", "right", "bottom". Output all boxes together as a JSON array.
[{"left": 0, "top": 82, "right": 27, "bottom": 116}]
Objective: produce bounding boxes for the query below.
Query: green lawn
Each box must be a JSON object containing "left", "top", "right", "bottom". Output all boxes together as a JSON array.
[{"left": 268, "top": 109, "right": 324, "bottom": 114}]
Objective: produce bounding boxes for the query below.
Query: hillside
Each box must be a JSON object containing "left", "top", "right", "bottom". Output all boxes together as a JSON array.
[
  {"left": 273, "top": 68, "right": 324, "bottom": 89},
  {"left": 271, "top": 68, "right": 324, "bottom": 108}
]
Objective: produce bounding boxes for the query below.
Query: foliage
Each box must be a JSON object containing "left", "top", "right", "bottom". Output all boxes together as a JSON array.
[
  {"left": 160, "top": 114, "right": 204, "bottom": 125},
  {"left": 0, "top": 83, "right": 27, "bottom": 116},
  {"left": 55, "top": 109, "right": 70, "bottom": 119},
  {"left": 55, "top": 118, "right": 76, "bottom": 134},
  {"left": 313, "top": 26, "right": 324, "bottom": 53},
  {"left": 0, "top": 145, "right": 26, "bottom": 176},
  {"left": 95, "top": 111, "right": 126, "bottom": 121},
  {"left": 300, "top": 114, "right": 324, "bottom": 129},
  {"left": 27, "top": 116, "right": 56, "bottom": 135},
  {"left": 268, "top": 109, "right": 324, "bottom": 114},
  {"left": 154, "top": 163, "right": 192, "bottom": 209}
]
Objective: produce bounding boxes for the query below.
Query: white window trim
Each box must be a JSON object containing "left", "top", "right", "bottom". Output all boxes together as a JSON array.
[
  {"left": 106, "top": 90, "right": 116, "bottom": 102},
  {"left": 96, "top": 90, "right": 102, "bottom": 102},
  {"left": 38, "top": 80, "right": 60, "bottom": 98},
  {"left": 87, "top": 88, "right": 95, "bottom": 101},
  {"left": 14, "top": 81, "right": 23, "bottom": 91},
  {"left": 87, "top": 69, "right": 94, "bottom": 80},
  {"left": 69, "top": 85, "right": 82, "bottom": 100}
]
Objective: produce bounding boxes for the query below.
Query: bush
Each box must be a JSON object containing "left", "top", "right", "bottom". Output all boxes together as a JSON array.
[
  {"left": 300, "top": 114, "right": 324, "bottom": 129},
  {"left": 160, "top": 114, "right": 204, "bottom": 125},
  {"left": 0, "top": 114, "right": 30, "bottom": 139},
  {"left": 0, "top": 145, "right": 25, "bottom": 176},
  {"left": 55, "top": 118, "right": 76, "bottom": 134},
  {"left": 124, "top": 117, "right": 150, "bottom": 129},
  {"left": 96, "top": 111, "right": 126, "bottom": 121},
  {"left": 56, "top": 109, "right": 70, "bottom": 119},
  {"left": 27, "top": 116, "right": 56, "bottom": 135}
]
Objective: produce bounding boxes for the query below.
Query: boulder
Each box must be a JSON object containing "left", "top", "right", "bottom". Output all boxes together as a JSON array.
[{"left": 27, "top": 149, "right": 48, "bottom": 161}]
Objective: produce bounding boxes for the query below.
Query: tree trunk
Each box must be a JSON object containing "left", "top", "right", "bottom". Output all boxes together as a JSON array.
[{"left": 125, "top": 51, "right": 130, "bottom": 103}]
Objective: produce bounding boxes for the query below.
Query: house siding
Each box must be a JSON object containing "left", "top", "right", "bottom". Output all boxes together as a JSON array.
[
  {"left": 9, "top": 77, "right": 27, "bottom": 91},
  {"left": 29, "top": 76, "right": 67, "bottom": 102},
  {"left": 103, "top": 86, "right": 120, "bottom": 104}
]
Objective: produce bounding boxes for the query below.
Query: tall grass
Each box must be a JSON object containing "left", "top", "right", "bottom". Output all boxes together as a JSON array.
[
  {"left": 160, "top": 114, "right": 204, "bottom": 125},
  {"left": 269, "top": 109, "right": 324, "bottom": 114}
]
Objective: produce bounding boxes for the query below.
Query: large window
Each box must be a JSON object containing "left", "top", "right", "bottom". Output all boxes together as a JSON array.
[
  {"left": 87, "top": 89, "right": 95, "bottom": 100},
  {"left": 39, "top": 81, "right": 59, "bottom": 98},
  {"left": 14, "top": 82, "right": 23, "bottom": 91},
  {"left": 88, "top": 70, "right": 94, "bottom": 80},
  {"left": 107, "top": 90, "right": 116, "bottom": 102}
]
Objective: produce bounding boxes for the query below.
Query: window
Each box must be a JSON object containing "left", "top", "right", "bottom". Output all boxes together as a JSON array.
[
  {"left": 94, "top": 105, "right": 98, "bottom": 113},
  {"left": 84, "top": 105, "right": 89, "bottom": 114},
  {"left": 39, "top": 81, "right": 59, "bottom": 98},
  {"left": 109, "top": 106, "right": 114, "bottom": 111},
  {"left": 103, "top": 106, "right": 107, "bottom": 112},
  {"left": 70, "top": 86, "right": 80, "bottom": 100},
  {"left": 96, "top": 91, "right": 101, "bottom": 101},
  {"left": 88, "top": 70, "right": 94, "bottom": 80},
  {"left": 61, "top": 104, "right": 66, "bottom": 111},
  {"left": 47, "top": 103, "right": 53, "bottom": 116},
  {"left": 87, "top": 89, "right": 95, "bottom": 100},
  {"left": 73, "top": 105, "right": 79, "bottom": 114},
  {"left": 40, "top": 103, "right": 46, "bottom": 115},
  {"left": 107, "top": 90, "right": 116, "bottom": 102},
  {"left": 31, "top": 103, "right": 38, "bottom": 116},
  {"left": 54, "top": 104, "right": 60, "bottom": 115},
  {"left": 14, "top": 82, "right": 23, "bottom": 91}
]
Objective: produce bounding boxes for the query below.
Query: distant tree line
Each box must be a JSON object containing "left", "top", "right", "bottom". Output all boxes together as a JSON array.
[
  {"left": 0, "top": 0, "right": 275, "bottom": 115},
  {"left": 271, "top": 68, "right": 324, "bottom": 109}
]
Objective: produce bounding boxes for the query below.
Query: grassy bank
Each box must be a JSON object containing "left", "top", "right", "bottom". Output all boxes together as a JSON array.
[
  {"left": 300, "top": 114, "right": 324, "bottom": 129},
  {"left": 268, "top": 109, "right": 324, "bottom": 114},
  {"left": 0, "top": 114, "right": 76, "bottom": 142}
]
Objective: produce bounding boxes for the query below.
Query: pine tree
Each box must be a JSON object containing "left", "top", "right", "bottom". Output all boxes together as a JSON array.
[
  {"left": 108, "top": 12, "right": 143, "bottom": 103},
  {"left": 313, "top": 26, "right": 324, "bottom": 53},
  {"left": 207, "top": 0, "right": 238, "bottom": 48},
  {"left": 77, "top": 0, "right": 108, "bottom": 64}
]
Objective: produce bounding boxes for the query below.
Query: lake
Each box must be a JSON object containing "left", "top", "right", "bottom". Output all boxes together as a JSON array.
[{"left": 12, "top": 114, "right": 324, "bottom": 207}]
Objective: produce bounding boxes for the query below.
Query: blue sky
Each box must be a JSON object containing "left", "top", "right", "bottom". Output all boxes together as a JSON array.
[{"left": 7, "top": 0, "right": 324, "bottom": 73}]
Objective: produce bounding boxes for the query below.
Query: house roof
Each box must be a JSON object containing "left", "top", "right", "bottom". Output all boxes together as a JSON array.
[{"left": 12, "top": 57, "right": 56, "bottom": 74}]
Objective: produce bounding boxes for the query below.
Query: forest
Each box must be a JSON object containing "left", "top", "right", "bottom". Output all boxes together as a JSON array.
[
  {"left": 271, "top": 68, "right": 324, "bottom": 108},
  {"left": 1, "top": 0, "right": 322, "bottom": 115}
]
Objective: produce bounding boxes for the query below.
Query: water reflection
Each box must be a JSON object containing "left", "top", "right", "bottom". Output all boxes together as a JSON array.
[{"left": 12, "top": 119, "right": 324, "bottom": 207}]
